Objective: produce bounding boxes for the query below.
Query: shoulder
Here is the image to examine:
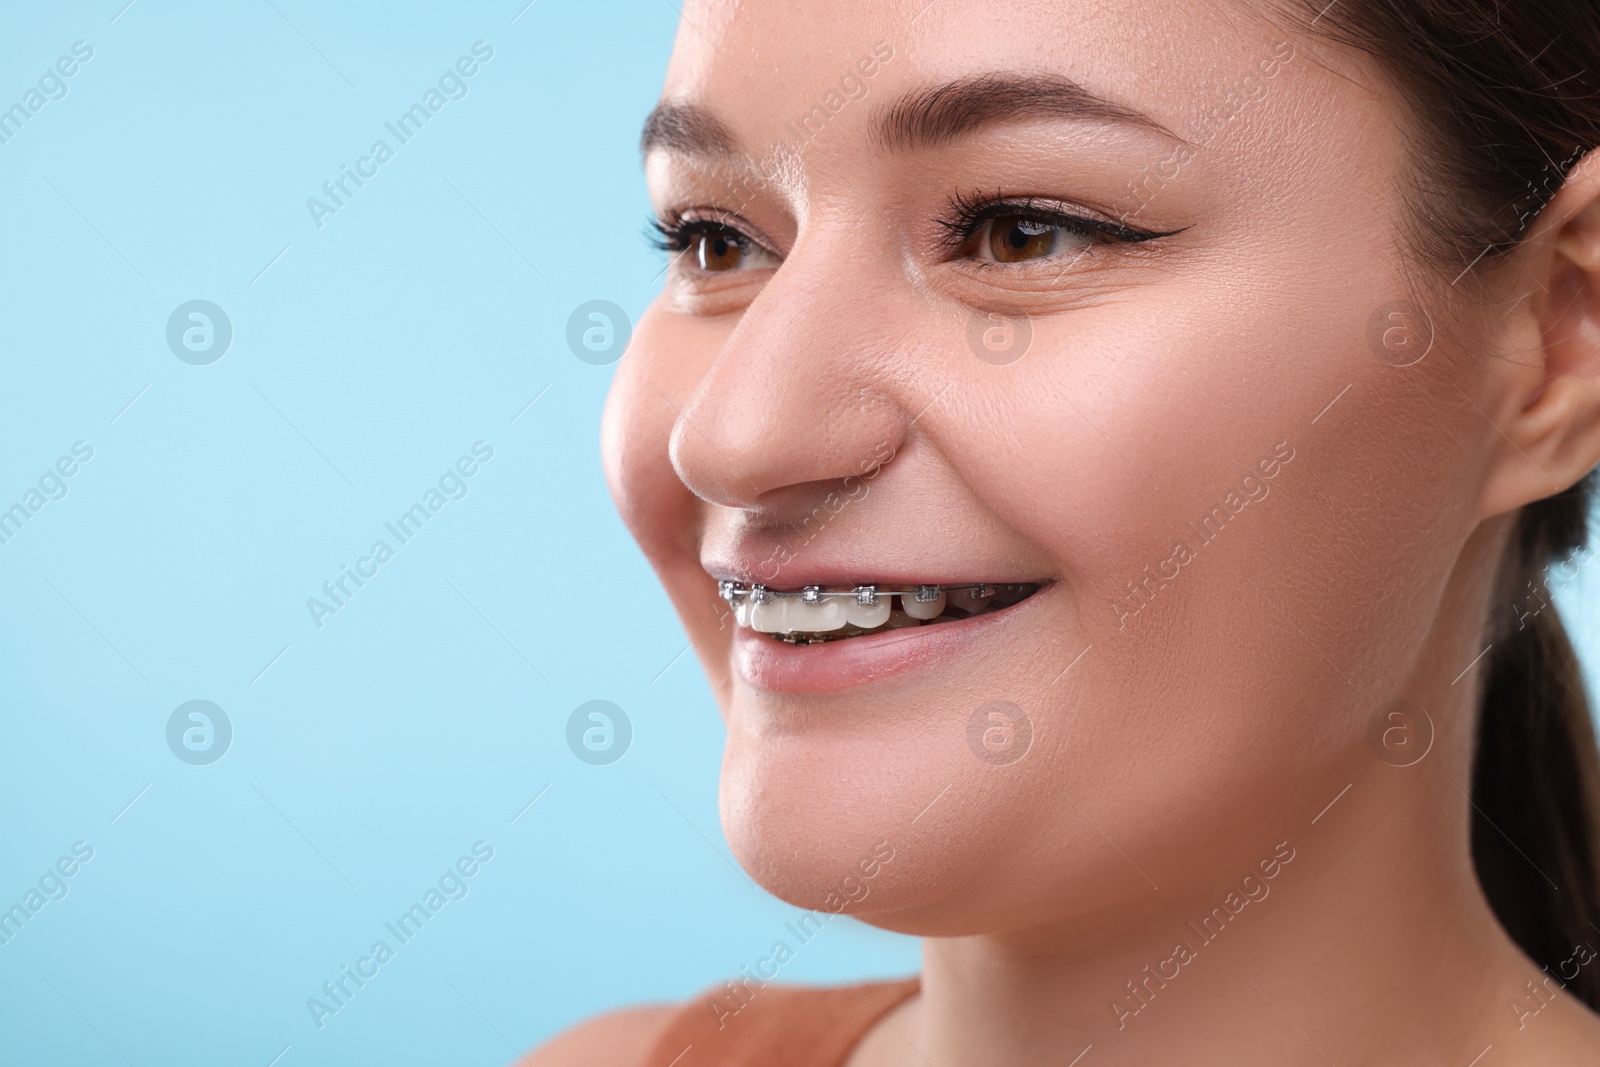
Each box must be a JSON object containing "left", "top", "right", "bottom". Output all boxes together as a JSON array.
[
  {"left": 516, "top": 978, "right": 919, "bottom": 1067},
  {"left": 518, "top": 1004, "right": 676, "bottom": 1067}
]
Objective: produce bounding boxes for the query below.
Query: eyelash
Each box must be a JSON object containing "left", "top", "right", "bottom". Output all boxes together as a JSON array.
[
  {"left": 936, "top": 190, "right": 1181, "bottom": 251},
  {"left": 646, "top": 196, "right": 1182, "bottom": 264},
  {"left": 648, "top": 209, "right": 762, "bottom": 255}
]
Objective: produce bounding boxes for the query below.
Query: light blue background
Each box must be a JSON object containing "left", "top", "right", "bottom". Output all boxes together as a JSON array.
[
  {"left": 0, "top": 3, "right": 918, "bottom": 1064},
  {"left": 1, "top": 3, "right": 1597, "bottom": 1065}
]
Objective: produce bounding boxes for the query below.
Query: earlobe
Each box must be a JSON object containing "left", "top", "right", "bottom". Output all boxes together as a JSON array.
[{"left": 1476, "top": 149, "right": 1600, "bottom": 519}]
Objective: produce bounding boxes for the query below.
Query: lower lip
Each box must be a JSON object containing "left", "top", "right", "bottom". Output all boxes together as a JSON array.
[{"left": 731, "top": 590, "right": 1046, "bottom": 693}]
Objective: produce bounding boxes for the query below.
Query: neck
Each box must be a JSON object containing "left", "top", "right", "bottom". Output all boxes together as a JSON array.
[{"left": 908, "top": 761, "right": 1530, "bottom": 1066}]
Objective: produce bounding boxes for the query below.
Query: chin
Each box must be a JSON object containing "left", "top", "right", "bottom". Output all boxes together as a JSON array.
[
  {"left": 712, "top": 685, "right": 1109, "bottom": 935},
  {"left": 719, "top": 702, "right": 952, "bottom": 908}
]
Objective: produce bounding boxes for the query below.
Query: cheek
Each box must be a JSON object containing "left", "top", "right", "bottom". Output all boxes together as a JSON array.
[
  {"left": 601, "top": 305, "right": 701, "bottom": 553},
  {"left": 963, "top": 265, "right": 1481, "bottom": 671},
  {"left": 805, "top": 286, "right": 1484, "bottom": 913},
  {"left": 602, "top": 304, "right": 739, "bottom": 701}
]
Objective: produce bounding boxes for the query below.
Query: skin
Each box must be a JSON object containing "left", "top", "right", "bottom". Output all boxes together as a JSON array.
[{"left": 530, "top": 0, "right": 1600, "bottom": 1063}]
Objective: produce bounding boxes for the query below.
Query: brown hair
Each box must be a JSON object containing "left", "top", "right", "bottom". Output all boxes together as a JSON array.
[{"left": 1298, "top": 0, "right": 1600, "bottom": 1002}]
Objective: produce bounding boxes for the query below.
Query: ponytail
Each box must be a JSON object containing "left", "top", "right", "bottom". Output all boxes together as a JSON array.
[{"left": 1473, "top": 569, "right": 1600, "bottom": 1005}]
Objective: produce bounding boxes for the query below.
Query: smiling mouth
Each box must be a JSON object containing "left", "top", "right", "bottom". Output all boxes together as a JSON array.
[{"left": 717, "top": 580, "right": 1043, "bottom": 644}]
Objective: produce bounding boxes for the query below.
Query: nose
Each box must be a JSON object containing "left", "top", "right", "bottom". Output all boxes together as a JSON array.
[{"left": 668, "top": 247, "right": 911, "bottom": 510}]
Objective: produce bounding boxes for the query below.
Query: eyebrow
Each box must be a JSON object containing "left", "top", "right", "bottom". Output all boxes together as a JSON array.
[
  {"left": 640, "top": 101, "right": 736, "bottom": 157},
  {"left": 638, "top": 72, "right": 1181, "bottom": 160},
  {"left": 879, "top": 72, "right": 1182, "bottom": 150}
]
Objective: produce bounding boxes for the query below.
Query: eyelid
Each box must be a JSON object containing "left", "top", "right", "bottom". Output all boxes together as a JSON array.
[
  {"left": 653, "top": 207, "right": 784, "bottom": 260},
  {"left": 940, "top": 192, "right": 1181, "bottom": 248}
]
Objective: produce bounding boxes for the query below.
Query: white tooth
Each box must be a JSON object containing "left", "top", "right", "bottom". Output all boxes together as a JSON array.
[
  {"left": 788, "top": 597, "right": 848, "bottom": 632},
  {"left": 846, "top": 598, "right": 891, "bottom": 628},
  {"left": 949, "top": 588, "right": 991, "bottom": 613},
  {"left": 903, "top": 589, "right": 947, "bottom": 620},
  {"left": 734, "top": 597, "right": 754, "bottom": 628},
  {"left": 885, "top": 609, "right": 922, "bottom": 629},
  {"left": 751, "top": 598, "right": 793, "bottom": 633}
]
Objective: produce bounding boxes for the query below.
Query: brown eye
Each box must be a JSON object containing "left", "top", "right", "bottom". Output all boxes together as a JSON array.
[
  {"left": 654, "top": 214, "right": 782, "bottom": 277},
  {"left": 696, "top": 230, "right": 746, "bottom": 271},
  {"left": 967, "top": 215, "right": 1094, "bottom": 264}
]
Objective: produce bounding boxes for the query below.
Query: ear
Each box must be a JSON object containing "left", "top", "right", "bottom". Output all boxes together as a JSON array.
[{"left": 1476, "top": 148, "right": 1600, "bottom": 520}]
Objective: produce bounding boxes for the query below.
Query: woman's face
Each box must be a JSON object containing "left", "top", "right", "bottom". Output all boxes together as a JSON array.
[{"left": 605, "top": 0, "right": 1501, "bottom": 931}]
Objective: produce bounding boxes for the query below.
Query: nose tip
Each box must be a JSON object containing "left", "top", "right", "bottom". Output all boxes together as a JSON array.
[
  {"left": 666, "top": 339, "right": 908, "bottom": 511},
  {"left": 666, "top": 389, "right": 774, "bottom": 507}
]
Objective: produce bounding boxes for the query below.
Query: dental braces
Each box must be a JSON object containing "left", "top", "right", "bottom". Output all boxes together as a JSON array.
[{"left": 717, "top": 580, "right": 1030, "bottom": 606}]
